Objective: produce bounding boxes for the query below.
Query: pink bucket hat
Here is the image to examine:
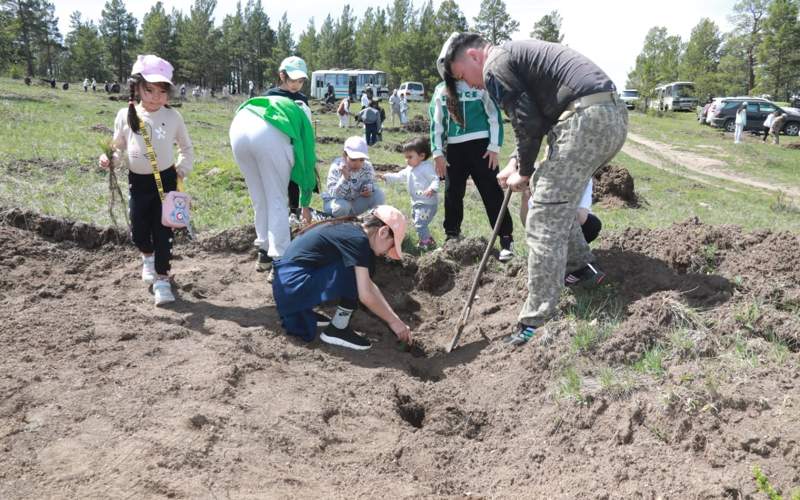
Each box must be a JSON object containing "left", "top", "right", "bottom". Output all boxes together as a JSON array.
[
  {"left": 372, "top": 205, "right": 406, "bottom": 260},
  {"left": 132, "top": 54, "right": 174, "bottom": 86}
]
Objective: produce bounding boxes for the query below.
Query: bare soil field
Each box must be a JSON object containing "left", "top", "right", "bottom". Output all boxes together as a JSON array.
[{"left": 1, "top": 200, "right": 798, "bottom": 498}]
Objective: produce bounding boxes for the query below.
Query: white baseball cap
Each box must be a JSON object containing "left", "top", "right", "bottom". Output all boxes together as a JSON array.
[
  {"left": 437, "top": 32, "right": 460, "bottom": 80},
  {"left": 279, "top": 56, "right": 308, "bottom": 80},
  {"left": 343, "top": 136, "right": 369, "bottom": 160}
]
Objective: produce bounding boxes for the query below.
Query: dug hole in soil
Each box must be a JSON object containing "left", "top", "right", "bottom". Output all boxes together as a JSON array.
[{"left": 1, "top": 205, "right": 799, "bottom": 497}]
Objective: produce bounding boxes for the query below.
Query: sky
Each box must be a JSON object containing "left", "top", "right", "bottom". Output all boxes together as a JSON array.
[{"left": 54, "top": 0, "right": 737, "bottom": 89}]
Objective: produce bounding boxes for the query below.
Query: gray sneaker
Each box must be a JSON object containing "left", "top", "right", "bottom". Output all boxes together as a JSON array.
[
  {"left": 255, "top": 249, "right": 272, "bottom": 272},
  {"left": 153, "top": 279, "right": 175, "bottom": 306},
  {"left": 504, "top": 323, "right": 536, "bottom": 346}
]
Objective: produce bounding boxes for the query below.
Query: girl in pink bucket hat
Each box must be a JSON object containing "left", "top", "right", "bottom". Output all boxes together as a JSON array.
[
  {"left": 98, "top": 54, "right": 194, "bottom": 306},
  {"left": 271, "top": 205, "right": 412, "bottom": 350}
]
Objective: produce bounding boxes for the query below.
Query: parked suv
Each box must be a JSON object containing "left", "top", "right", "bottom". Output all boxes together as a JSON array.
[
  {"left": 619, "top": 89, "right": 639, "bottom": 110},
  {"left": 707, "top": 97, "right": 800, "bottom": 135},
  {"left": 398, "top": 81, "right": 425, "bottom": 101}
]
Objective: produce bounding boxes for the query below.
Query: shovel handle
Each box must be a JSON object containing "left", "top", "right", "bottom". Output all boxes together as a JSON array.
[{"left": 446, "top": 187, "right": 513, "bottom": 352}]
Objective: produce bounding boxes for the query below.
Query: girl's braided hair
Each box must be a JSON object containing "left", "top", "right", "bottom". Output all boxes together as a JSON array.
[{"left": 442, "top": 32, "right": 488, "bottom": 126}]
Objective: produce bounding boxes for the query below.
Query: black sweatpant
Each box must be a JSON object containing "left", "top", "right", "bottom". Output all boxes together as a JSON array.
[
  {"left": 444, "top": 138, "right": 513, "bottom": 239},
  {"left": 129, "top": 167, "right": 177, "bottom": 276}
]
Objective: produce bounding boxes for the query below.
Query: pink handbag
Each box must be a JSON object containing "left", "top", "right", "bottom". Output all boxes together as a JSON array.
[
  {"left": 161, "top": 189, "right": 191, "bottom": 229},
  {"left": 140, "top": 119, "right": 195, "bottom": 238}
]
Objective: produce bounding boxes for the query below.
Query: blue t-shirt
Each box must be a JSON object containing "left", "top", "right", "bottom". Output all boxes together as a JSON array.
[{"left": 280, "top": 222, "right": 374, "bottom": 273}]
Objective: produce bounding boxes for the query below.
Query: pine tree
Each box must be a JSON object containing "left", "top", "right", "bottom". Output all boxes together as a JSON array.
[
  {"left": 627, "top": 27, "right": 682, "bottom": 99},
  {"left": 531, "top": 10, "right": 563, "bottom": 43},
  {"left": 2, "top": 0, "right": 49, "bottom": 77},
  {"left": 316, "top": 14, "right": 336, "bottom": 68},
  {"left": 717, "top": 33, "right": 749, "bottom": 96},
  {"left": 99, "top": 0, "right": 138, "bottom": 82},
  {"left": 472, "top": 0, "right": 519, "bottom": 45},
  {"left": 221, "top": 3, "right": 246, "bottom": 92},
  {"left": 63, "top": 11, "right": 107, "bottom": 81},
  {"left": 434, "top": 0, "right": 468, "bottom": 36},
  {"left": 296, "top": 17, "right": 319, "bottom": 73},
  {"left": 757, "top": 0, "right": 800, "bottom": 99},
  {"left": 353, "top": 8, "right": 386, "bottom": 70},
  {"left": 243, "top": 0, "right": 273, "bottom": 90},
  {"left": 731, "top": 0, "right": 769, "bottom": 94},
  {"left": 334, "top": 5, "right": 356, "bottom": 69},
  {"left": 142, "top": 2, "right": 176, "bottom": 63},
  {"left": 680, "top": 18, "right": 722, "bottom": 99},
  {"left": 177, "top": 0, "right": 219, "bottom": 87}
]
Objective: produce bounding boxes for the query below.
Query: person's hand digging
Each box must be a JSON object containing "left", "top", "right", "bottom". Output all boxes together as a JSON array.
[{"left": 389, "top": 319, "right": 413, "bottom": 345}]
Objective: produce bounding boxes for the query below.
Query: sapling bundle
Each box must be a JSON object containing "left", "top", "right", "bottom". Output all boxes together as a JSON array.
[{"left": 99, "top": 139, "right": 130, "bottom": 233}]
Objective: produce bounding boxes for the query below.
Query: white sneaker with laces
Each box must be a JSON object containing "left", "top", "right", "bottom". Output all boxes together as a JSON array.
[
  {"left": 153, "top": 279, "right": 175, "bottom": 306},
  {"left": 498, "top": 242, "right": 514, "bottom": 262},
  {"left": 141, "top": 255, "right": 156, "bottom": 284}
]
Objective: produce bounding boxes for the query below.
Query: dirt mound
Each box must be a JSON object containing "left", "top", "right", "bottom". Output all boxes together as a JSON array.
[
  {"left": 783, "top": 143, "right": 800, "bottom": 150},
  {"left": 442, "top": 236, "right": 486, "bottom": 265},
  {"left": 593, "top": 164, "right": 639, "bottom": 207},
  {"left": 372, "top": 163, "right": 402, "bottom": 173},
  {"left": 1, "top": 213, "right": 799, "bottom": 498},
  {"left": 415, "top": 252, "right": 457, "bottom": 294},
  {"left": 404, "top": 114, "right": 430, "bottom": 133},
  {"left": 199, "top": 225, "right": 257, "bottom": 253},
  {"left": 89, "top": 124, "right": 113, "bottom": 135},
  {"left": 315, "top": 135, "right": 341, "bottom": 145},
  {"left": 0, "top": 206, "right": 127, "bottom": 248}
]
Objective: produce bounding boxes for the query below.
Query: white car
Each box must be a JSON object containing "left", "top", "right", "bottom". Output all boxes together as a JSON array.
[
  {"left": 620, "top": 89, "right": 639, "bottom": 110},
  {"left": 398, "top": 81, "right": 425, "bottom": 101}
]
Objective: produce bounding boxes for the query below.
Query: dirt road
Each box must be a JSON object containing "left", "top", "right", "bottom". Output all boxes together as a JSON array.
[{"left": 624, "top": 132, "right": 800, "bottom": 199}]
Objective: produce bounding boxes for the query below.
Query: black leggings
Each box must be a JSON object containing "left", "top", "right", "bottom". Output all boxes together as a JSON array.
[
  {"left": 444, "top": 138, "right": 513, "bottom": 239},
  {"left": 129, "top": 168, "right": 177, "bottom": 275}
]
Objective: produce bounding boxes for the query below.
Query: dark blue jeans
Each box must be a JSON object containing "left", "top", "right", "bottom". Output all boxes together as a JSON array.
[{"left": 365, "top": 122, "right": 379, "bottom": 146}]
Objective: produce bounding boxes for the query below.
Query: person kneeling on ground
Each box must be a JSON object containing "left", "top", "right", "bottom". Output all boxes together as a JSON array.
[
  {"left": 322, "top": 136, "right": 386, "bottom": 216},
  {"left": 272, "top": 206, "right": 412, "bottom": 350},
  {"left": 518, "top": 176, "right": 603, "bottom": 286}
]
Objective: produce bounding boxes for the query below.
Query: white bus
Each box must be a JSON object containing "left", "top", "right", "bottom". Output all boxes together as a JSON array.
[
  {"left": 310, "top": 69, "right": 388, "bottom": 101},
  {"left": 649, "top": 81, "right": 699, "bottom": 111}
]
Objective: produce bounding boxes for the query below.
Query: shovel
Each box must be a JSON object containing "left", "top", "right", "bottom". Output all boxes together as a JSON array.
[{"left": 446, "top": 186, "right": 513, "bottom": 353}]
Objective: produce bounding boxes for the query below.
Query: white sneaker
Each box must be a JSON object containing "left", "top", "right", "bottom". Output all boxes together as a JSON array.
[
  {"left": 266, "top": 268, "right": 275, "bottom": 284},
  {"left": 141, "top": 255, "right": 156, "bottom": 284},
  {"left": 153, "top": 279, "right": 175, "bottom": 306},
  {"left": 498, "top": 243, "right": 514, "bottom": 262}
]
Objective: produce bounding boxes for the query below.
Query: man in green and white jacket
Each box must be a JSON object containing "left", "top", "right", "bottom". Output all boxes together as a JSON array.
[{"left": 429, "top": 80, "right": 514, "bottom": 261}]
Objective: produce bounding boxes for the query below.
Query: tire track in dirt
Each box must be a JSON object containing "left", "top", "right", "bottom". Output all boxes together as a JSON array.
[{"left": 624, "top": 132, "right": 800, "bottom": 199}]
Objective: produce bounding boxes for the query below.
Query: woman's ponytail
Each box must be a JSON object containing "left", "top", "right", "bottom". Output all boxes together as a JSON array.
[{"left": 127, "top": 75, "right": 141, "bottom": 133}]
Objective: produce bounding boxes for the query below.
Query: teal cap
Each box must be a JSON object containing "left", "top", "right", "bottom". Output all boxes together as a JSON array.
[{"left": 280, "top": 56, "right": 308, "bottom": 80}]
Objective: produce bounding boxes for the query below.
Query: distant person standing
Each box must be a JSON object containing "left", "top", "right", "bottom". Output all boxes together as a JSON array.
[
  {"left": 360, "top": 90, "right": 370, "bottom": 110},
  {"left": 357, "top": 101, "right": 382, "bottom": 146},
  {"left": 388, "top": 89, "right": 401, "bottom": 125},
  {"left": 337, "top": 96, "right": 351, "bottom": 128},
  {"left": 248, "top": 80, "right": 255, "bottom": 98},
  {"left": 180, "top": 83, "right": 186, "bottom": 101},
  {"left": 91, "top": 78, "right": 97, "bottom": 92},
  {"left": 399, "top": 92, "right": 409, "bottom": 125},
  {"left": 83, "top": 78, "right": 89, "bottom": 92},
  {"left": 734, "top": 102, "right": 747, "bottom": 144}
]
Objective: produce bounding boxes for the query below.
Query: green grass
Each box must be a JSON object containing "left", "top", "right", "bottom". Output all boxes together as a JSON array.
[
  {"left": 634, "top": 346, "right": 666, "bottom": 378},
  {"left": 628, "top": 111, "right": 800, "bottom": 190},
  {"left": 557, "top": 365, "right": 584, "bottom": 403},
  {"left": 2, "top": 77, "right": 799, "bottom": 242}
]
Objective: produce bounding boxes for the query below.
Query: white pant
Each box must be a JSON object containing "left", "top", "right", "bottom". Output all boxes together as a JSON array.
[
  {"left": 229, "top": 110, "right": 294, "bottom": 258},
  {"left": 734, "top": 124, "right": 744, "bottom": 143},
  {"left": 338, "top": 114, "right": 349, "bottom": 128}
]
